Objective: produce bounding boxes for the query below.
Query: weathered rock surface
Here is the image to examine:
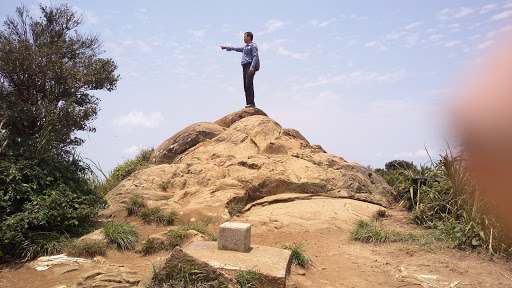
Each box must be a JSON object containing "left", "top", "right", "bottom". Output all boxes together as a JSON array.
[
  {"left": 75, "top": 265, "right": 141, "bottom": 287},
  {"left": 213, "top": 107, "right": 268, "bottom": 128},
  {"left": 104, "top": 108, "right": 391, "bottom": 223},
  {"left": 150, "top": 122, "right": 226, "bottom": 164}
]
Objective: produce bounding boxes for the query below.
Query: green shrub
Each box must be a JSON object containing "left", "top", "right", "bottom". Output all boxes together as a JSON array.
[
  {"left": 159, "top": 179, "right": 171, "bottom": 191},
  {"left": 21, "top": 232, "right": 67, "bottom": 260},
  {"left": 372, "top": 209, "right": 387, "bottom": 221},
  {"left": 140, "top": 237, "right": 167, "bottom": 255},
  {"left": 0, "top": 151, "right": 105, "bottom": 261},
  {"left": 103, "top": 222, "right": 139, "bottom": 251},
  {"left": 235, "top": 269, "right": 260, "bottom": 288},
  {"left": 280, "top": 242, "right": 311, "bottom": 269},
  {"left": 125, "top": 194, "right": 147, "bottom": 216},
  {"left": 350, "top": 220, "right": 403, "bottom": 243},
  {"left": 140, "top": 207, "right": 178, "bottom": 226},
  {"left": 181, "top": 223, "right": 217, "bottom": 241},
  {"left": 378, "top": 148, "right": 512, "bottom": 256},
  {"left": 64, "top": 239, "right": 107, "bottom": 258},
  {"left": 350, "top": 219, "right": 442, "bottom": 252},
  {"left": 385, "top": 160, "right": 415, "bottom": 173},
  {"left": 95, "top": 148, "right": 153, "bottom": 196},
  {"left": 226, "top": 201, "right": 245, "bottom": 216},
  {"left": 166, "top": 229, "right": 190, "bottom": 249},
  {"left": 162, "top": 211, "right": 179, "bottom": 226},
  {"left": 141, "top": 207, "right": 164, "bottom": 224}
]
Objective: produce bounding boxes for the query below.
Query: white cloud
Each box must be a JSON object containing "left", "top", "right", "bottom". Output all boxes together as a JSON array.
[
  {"left": 122, "top": 40, "right": 152, "bottom": 53},
  {"left": 277, "top": 47, "right": 308, "bottom": 59},
  {"left": 405, "top": 33, "right": 420, "bottom": 48},
  {"left": 135, "top": 8, "right": 148, "bottom": 21},
  {"left": 404, "top": 21, "right": 423, "bottom": 30},
  {"left": 447, "top": 23, "right": 461, "bottom": 33},
  {"left": 423, "top": 89, "right": 449, "bottom": 96},
  {"left": 364, "top": 41, "right": 377, "bottom": 47},
  {"left": 299, "top": 69, "right": 408, "bottom": 89},
  {"left": 491, "top": 10, "right": 512, "bottom": 21},
  {"left": 309, "top": 18, "right": 335, "bottom": 28},
  {"left": 486, "top": 24, "right": 512, "bottom": 38},
  {"left": 259, "top": 39, "right": 287, "bottom": 52},
  {"left": 370, "top": 99, "right": 410, "bottom": 111},
  {"left": 444, "top": 40, "right": 461, "bottom": 47},
  {"left": 190, "top": 30, "right": 206, "bottom": 39},
  {"left": 351, "top": 70, "right": 408, "bottom": 83},
  {"left": 113, "top": 111, "right": 164, "bottom": 128},
  {"left": 385, "top": 31, "right": 407, "bottom": 40},
  {"left": 340, "top": 13, "right": 368, "bottom": 21},
  {"left": 393, "top": 150, "right": 429, "bottom": 158},
  {"left": 476, "top": 40, "right": 495, "bottom": 50},
  {"left": 429, "top": 34, "right": 444, "bottom": 41},
  {"left": 122, "top": 145, "right": 149, "bottom": 155},
  {"left": 504, "top": 2, "right": 512, "bottom": 8},
  {"left": 85, "top": 10, "right": 100, "bottom": 24},
  {"left": 480, "top": 3, "right": 497, "bottom": 14},
  {"left": 259, "top": 20, "right": 286, "bottom": 35},
  {"left": 439, "top": 7, "right": 473, "bottom": 20}
]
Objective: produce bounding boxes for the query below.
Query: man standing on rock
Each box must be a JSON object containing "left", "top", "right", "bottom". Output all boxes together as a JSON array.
[{"left": 221, "top": 32, "right": 259, "bottom": 108}]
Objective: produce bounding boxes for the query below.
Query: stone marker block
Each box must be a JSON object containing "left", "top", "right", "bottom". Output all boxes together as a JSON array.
[{"left": 218, "top": 222, "right": 251, "bottom": 252}]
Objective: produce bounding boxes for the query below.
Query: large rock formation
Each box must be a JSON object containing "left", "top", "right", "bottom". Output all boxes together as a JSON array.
[{"left": 104, "top": 108, "right": 391, "bottom": 222}]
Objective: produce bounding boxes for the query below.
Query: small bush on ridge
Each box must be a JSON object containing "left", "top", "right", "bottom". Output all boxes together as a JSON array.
[
  {"left": 280, "top": 242, "right": 311, "bottom": 269},
  {"left": 125, "top": 194, "right": 147, "bottom": 216},
  {"left": 103, "top": 222, "right": 139, "bottom": 251},
  {"left": 140, "top": 237, "right": 167, "bottom": 255},
  {"left": 64, "top": 239, "right": 107, "bottom": 258}
]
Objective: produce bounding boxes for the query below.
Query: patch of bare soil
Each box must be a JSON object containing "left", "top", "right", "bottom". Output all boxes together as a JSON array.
[
  {"left": 249, "top": 209, "right": 512, "bottom": 288},
  {"left": 1, "top": 205, "right": 512, "bottom": 288}
]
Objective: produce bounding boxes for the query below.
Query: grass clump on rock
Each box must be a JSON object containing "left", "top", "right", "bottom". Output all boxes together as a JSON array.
[
  {"left": 372, "top": 209, "right": 388, "bottom": 221},
  {"left": 103, "top": 222, "right": 139, "bottom": 251},
  {"left": 150, "top": 263, "right": 224, "bottom": 288},
  {"left": 125, "top": 194, "right": 148, "bottom": 216},
  {"left": 180, "top": 217, "right": 217, "bottom": 241},
  {"left": 166, "top": 229, "right": 190, "bottom": 249},
  {"left": 235, "top": 269, "right": 260, "bottom": 288},
  {"left": 227, "top": 201, "right": 246, "bottom": 217},
  {"left": 64, "top": 239, "right": 107, "bottom": 258},
  {"left": 159, "top": 179, "right": 172, "bottom": 191},
  {"left": 350, "top": 219, "right": 403, "bottom": 243},
  {"left": 140, "top": 237, "right": 167, "bottom": 255},
  {"left": 95, "top": 148, "right": 154, "bottom": 196},
  {"left": 280, "top": 242, "right": 312, "bottom": 269},
  {"left": 140, "top": 207, "right": 179, "bottom": 226},
  {"left": 125, "top": 195, "right": 178, "bottom": 226}
]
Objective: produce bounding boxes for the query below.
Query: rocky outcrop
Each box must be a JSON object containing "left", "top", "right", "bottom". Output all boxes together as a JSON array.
[
  {"left": 104, "top": 108, "right": 391, "bottom": 223},
  {"left": 213, "top": 107, "right": 268, "bottom": 128},
  {"left": 150, "top": 122, "right": 226, "bottom": 164}
]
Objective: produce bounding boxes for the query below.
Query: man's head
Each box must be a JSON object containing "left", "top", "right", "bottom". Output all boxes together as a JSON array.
[{"left": 244, "top": 32, "right": 253, "bottom": 44}]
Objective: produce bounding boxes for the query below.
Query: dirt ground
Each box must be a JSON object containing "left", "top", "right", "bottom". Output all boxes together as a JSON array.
[{"left": 1, "top": 205, "right": 512, "bottom": 288}]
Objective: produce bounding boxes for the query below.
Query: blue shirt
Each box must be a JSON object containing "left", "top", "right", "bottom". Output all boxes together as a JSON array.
[{"left": 226, "top": 42, "right": 259, "bottom": 71}]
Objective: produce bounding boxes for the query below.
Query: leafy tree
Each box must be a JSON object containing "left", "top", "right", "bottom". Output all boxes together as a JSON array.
[
  {"left": 0, "top": 4, "right": 119, "bottom": 155},
  {"left": 0, "top": 4, "right": 118, "bottom": 260},
  {"left": 384, "top": 160, "right": 415, "bottom": 173}
]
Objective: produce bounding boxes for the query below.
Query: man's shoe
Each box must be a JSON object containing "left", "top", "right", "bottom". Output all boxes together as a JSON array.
[{"left": 245, "top": 104, "right": 256, "bottom": 108}]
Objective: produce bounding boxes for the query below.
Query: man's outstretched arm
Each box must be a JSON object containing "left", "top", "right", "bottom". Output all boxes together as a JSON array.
[{"left": 220, "top": 45, "right": 243, "bottom": 52}]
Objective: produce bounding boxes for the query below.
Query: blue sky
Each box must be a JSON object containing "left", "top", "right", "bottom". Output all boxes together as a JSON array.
[{"left": 1, "top": 1, "right": 511, "bottom": 173}]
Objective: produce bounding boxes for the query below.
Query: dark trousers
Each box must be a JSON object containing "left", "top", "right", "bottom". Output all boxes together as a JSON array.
[{"left": 242, "top": 63, "right": 255, "bottom": 105}]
